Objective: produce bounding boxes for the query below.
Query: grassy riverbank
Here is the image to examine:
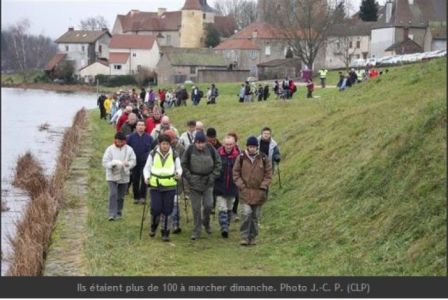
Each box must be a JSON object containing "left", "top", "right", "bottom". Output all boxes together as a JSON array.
[{"left": 53, "top": 58, "right": 446, "bottom": 275}]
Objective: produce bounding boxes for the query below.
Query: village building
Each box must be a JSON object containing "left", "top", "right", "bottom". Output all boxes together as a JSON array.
[
  {"left": 325, "top": 22, "right": 375, "bottom": 69},
  {"left": 108, "top": 35, "right": 160, "bottom": 76},
  {"left": 156, "top": 47, "right": 234, "bottom": 84},
  {"left": 78, "top": 61, "right": 110, "bottom": 83},
  {"left": 48, "top": 27, "right": 111, "bottom": 75},
  {"left": 370, "top": 0, "right": 446, "bottom": 58},
  {"left": 111, "top": 0, "right": 236, "bottom": 48}
]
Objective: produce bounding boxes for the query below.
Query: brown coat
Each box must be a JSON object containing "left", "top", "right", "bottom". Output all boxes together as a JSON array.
[{"left": 232, "top": 151, "right": 272, "bottom": 205}]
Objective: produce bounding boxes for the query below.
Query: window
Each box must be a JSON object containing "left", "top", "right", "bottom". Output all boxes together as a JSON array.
[
  {"left": 114, "top": 65, "right": 122, "bottom": 70},
  {"left": 99, "top": 45, "right": 102, "bottom": 53},
  {"left": 249, "top": 50, "right": 257, "bottom": 60},
  {"left": 356, "top": 54, "right": 360, "bottom": 59},
  {"left": 265, "top": 44, "right": 271, "bottom": 56},
  {"left": 356, "top": 41, "right": 361, "bottom": 48},
  {"left": 166, "top": 35, "right": 171, "bottom": 45},
  {"left": 65, "top": 45, "right": 69, "bottom": 51},
  {"left": 81, "top": 45, "right": 85, "bottom": 52},
  {"left": 133, "top": 53, "right": 137, "bottom": 57},
  {"left": 349, "top": 41, "right": 353, "bottom": 48},
  {"left": 137, "top": 65, "right": 142, "bottom": 71},
  {"left": 203, "top": 13, "right": 206, "bottom": 19},
  {"left": 408, "top": 33, "right": 414, "bottom": 40},
  {"left": 190, "top": 66, "right": 196, "bottom": 74}
]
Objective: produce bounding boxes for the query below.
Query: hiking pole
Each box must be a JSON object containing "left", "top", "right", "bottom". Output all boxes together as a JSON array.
[
  {"left": 139, "top": 195, "right": 147, "bottom": 240},
  {"left": 182, "top": 178, "right": 189, "bottom": 223},
  {"left": 277, "top": 163, "right": 282, "bottom": 189}
]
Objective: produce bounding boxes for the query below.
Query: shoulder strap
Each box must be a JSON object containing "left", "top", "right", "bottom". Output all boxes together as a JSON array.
[{"left": 207, "top": 144, "right": 216, "bottom": 163}]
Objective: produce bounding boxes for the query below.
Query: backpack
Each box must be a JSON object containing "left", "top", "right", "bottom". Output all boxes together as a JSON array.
[
  {"left": 239, "top": 152, "right": 267, "bottom": 170},
  {"left": 185, "top": 143, "right": 217, "bottom": 169}
]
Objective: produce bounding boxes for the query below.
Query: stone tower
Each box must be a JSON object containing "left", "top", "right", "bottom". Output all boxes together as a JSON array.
[{"left": 180, "top": 0, "right": 205, "bottom": 48}]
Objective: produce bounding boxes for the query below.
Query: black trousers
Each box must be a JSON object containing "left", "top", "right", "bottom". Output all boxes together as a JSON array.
[
  {"left": 131, "top": 165, "right": 147, "bottom": 200},
  {"left": 99, "top": 106, "right": 106, "bottom": 119}
]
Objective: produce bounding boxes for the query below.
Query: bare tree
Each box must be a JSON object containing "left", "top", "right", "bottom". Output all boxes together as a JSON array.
[
  {"left": 8, "top": 19, "right": 30, "bottom": 81},
  {"left": 264, "top": 0, "right": 342, "bottom": 69},
  {"left": 214, "top": 0, "right": 257, "bottom": 30},
  {"left": 79, "top": 16, "right": 109, "bottom": 31}
]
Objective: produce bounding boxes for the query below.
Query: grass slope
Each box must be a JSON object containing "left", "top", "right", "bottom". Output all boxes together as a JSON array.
[{"left": 84, "top": 58, "right": 446, "bottom": 275}]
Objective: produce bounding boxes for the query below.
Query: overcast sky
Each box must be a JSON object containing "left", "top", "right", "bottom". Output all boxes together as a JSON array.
[{"left": 2, "top": 0, "right": 386, "bottom": 40}]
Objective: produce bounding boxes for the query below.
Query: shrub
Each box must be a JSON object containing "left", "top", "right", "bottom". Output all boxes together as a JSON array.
[{"left": 95, "top": 75, "right": 137, "bottom": 87}]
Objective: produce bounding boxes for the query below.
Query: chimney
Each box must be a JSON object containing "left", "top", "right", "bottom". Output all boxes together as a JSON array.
[
  {"left": 130, "top": 9, "right": 139, "bottom": 16},
  {"left": 68, "top": 27, "right": 74, "bottom": 31},
  {"left": 385, "top": 0, "right": 393, "bottom": 23},
  {"left": 252, "top": 29, "right": 258, "bottom": 39},
  {"left": 158, "top": 8, "right": 166, "bottom": 16},
  {"left": 101, "top": 27, "right": 108, "bottom": 32}
]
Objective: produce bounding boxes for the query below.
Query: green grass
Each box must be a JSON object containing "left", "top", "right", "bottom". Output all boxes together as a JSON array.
[{"left": 83, "top": 58, "right": 446, "bottom": 275}]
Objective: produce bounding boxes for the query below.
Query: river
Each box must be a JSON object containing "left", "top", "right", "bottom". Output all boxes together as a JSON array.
[{"left": 1, "top": 87, "right": 97, "bottom": 275}]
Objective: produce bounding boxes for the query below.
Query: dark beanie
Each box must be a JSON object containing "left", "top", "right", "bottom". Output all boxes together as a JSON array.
[
  {"left": 206, "top": 127, "right": 217, "bottom": 138},
  {"left": 194, "top": 131, "right": 206, "bottom": 143},
  {"left": 246, "top": 136, "right": 258, "bottom": 147},
  {"left": 115, "top": 132, "right": 127, "bottom": 141}
]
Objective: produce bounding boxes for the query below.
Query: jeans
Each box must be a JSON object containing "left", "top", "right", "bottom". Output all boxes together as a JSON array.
[{"left": 217, "top": 196, "right": 235, "bottom": 232}]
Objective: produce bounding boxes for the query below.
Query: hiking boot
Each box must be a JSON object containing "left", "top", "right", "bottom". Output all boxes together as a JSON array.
[
  {"left": 149, "top": 230, "right": 156, "bottom": 238},
  {"left": 161, "top": 230, "right": 170, "bottom": 242},
  {"left": 210, "top": 208, "right": 215, "bottom": 215},
  {"left": 221, "top": 231, "right": 229, "bottom": 239},
  {"left": 249, "top": 239, "right": 257, "bottom": 245},
  {"left": 173, "top": 227, "right": 182, "bottom": 234},
  {"left": 240, "top": 239, "right": 249, "bottom": 246},
  {"left": 191, "top": 235, "right": 199, "bottom": 241},
  {"left": 204, "top": 225, "right": 212, "bottom": 234},
  {"left": 108, "top": 216, "right": 115, "bottom": 221}
]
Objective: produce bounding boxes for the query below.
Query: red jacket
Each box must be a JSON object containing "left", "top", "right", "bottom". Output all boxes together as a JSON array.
[
  {"left": 116, "top": 112, "right": 129, "bottom": 132},
  {"left": 145, "top": 117, "right": 161, "bottom": 134}
]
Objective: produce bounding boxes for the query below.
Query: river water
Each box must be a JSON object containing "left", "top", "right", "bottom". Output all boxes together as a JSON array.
[{"left": 1, "top": 87, "right": 97, "bottom": 275}]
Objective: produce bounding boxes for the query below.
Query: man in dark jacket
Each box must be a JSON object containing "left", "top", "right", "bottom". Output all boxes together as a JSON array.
[
  {"left": 181, "top": 132, "right": 222, "bottom": 240},
  {"left": 233, "top": 136, "right": 272, "bottom": 246},
  {"left": 126, "top": 120, "right": 153, "bottom": 204},
  {"left": 97, "top": 94, "right": 107, "bottom": 120},
  {"left": 214, "top": 135, "right": 240, "bottom": 238}
]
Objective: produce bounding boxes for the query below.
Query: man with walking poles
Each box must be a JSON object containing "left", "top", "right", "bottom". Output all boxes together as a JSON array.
[{"left": 143, "top": 134, "right": 182, "bottom": 242}]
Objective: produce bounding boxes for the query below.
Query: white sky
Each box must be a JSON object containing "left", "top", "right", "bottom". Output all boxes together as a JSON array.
[{"left": 1, "top": 0, "right": 387, "bottom": 40}]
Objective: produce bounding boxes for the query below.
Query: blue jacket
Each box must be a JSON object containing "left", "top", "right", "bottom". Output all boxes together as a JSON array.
[{"left": 126, "top": 132, "right": 153, "bottom": 167}]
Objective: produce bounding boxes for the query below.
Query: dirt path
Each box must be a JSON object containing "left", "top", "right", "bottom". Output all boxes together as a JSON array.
[{"left": 43, "top": 124, "right": 92, "bottom": 276}]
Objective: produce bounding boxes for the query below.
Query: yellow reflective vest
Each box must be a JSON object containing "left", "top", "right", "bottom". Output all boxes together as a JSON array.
[
  {"left": 149, "top": 150, "right": 177, "bottom": 188},
  {"left": 319, "top": 69, "right": 328, "bottom": 78}
]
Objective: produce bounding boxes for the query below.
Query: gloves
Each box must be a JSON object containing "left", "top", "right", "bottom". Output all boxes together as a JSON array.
[{"left": 111, "top": 160, "right": 123, "bottom": 168}]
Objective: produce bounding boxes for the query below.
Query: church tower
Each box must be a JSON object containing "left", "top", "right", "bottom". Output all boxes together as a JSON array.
[{"left": 180, "top": 0, "right": 205, "bottom": 48}]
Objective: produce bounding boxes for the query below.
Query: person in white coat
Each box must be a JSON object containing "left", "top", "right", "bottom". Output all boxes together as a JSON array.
[{"left": 102, "top": 132, "right": 137, "bottom": 221}]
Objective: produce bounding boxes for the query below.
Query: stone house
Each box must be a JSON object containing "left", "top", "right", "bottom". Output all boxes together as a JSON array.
[
  {"left": 325, "top": 22, "right": 375, "bottom": 69},
  {"left": 78, "top": 61, "right": 110, "bottom": 83},
  {"left": 111, "top": 0, "right": 236, "bottom": 48},
  {"left": 108, "top": 35, "right": 160, "bottom": 76},
  {"left": 51, "top": 27, "right": 111, "bottom": 73},
  {"left": 156, "top": 47, "right": 228, "bottom": 84},
  {"left": 370, "top": 0, "right": 446, "bottom": 58}
]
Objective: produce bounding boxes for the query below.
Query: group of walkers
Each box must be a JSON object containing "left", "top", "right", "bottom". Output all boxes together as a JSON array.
[
  {"left": 101, "top": 90, "right": 281, "bottom": 246},
  {"left": 336, "top": 66, "right": 388, "bottom": 91}
]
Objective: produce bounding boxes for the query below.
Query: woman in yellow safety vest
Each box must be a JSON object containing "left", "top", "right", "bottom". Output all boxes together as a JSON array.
[{"left": 143, "top": 134, "right": 182, "bottom": 242}]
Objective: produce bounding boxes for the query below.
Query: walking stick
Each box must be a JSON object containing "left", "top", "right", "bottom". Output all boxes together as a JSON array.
[
  {"left": 277, "top": 163, "right": 282, "bottom": 189},
  {"left": 139, "top": 192, "right": 148, "bottom": 240},
  {"left": 182, "top": 178, "right": 189, "bottom": 223}
]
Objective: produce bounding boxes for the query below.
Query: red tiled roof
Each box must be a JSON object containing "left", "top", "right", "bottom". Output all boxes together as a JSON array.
[
  {"left": 45, "top": 53, "right": 66, "bottom": 70},
  {"left": 214, "top": 16, "right": 237, "bottom": 37},
  {"left": 233, "top": 22, "right": 284, "bottom": 39},
  {"left": 182, "top": 0, "right": 202, "bottom": 10},
  {"left": 109, "top": 52, "right": 130, "bottom": 64},
  {"left": 215, "top": 38, "right": 260, "bottom": 50},
  {"left": 119, "top": 11, "right": 182, "bottom": 32},
  {"left": 109, "top": 35, "right": 156, "bottom": 49}
]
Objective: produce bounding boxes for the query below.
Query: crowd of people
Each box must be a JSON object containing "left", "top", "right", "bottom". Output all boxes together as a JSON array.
[{"left": 100, "top": 88, "right": 281, "bottom": 246}]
